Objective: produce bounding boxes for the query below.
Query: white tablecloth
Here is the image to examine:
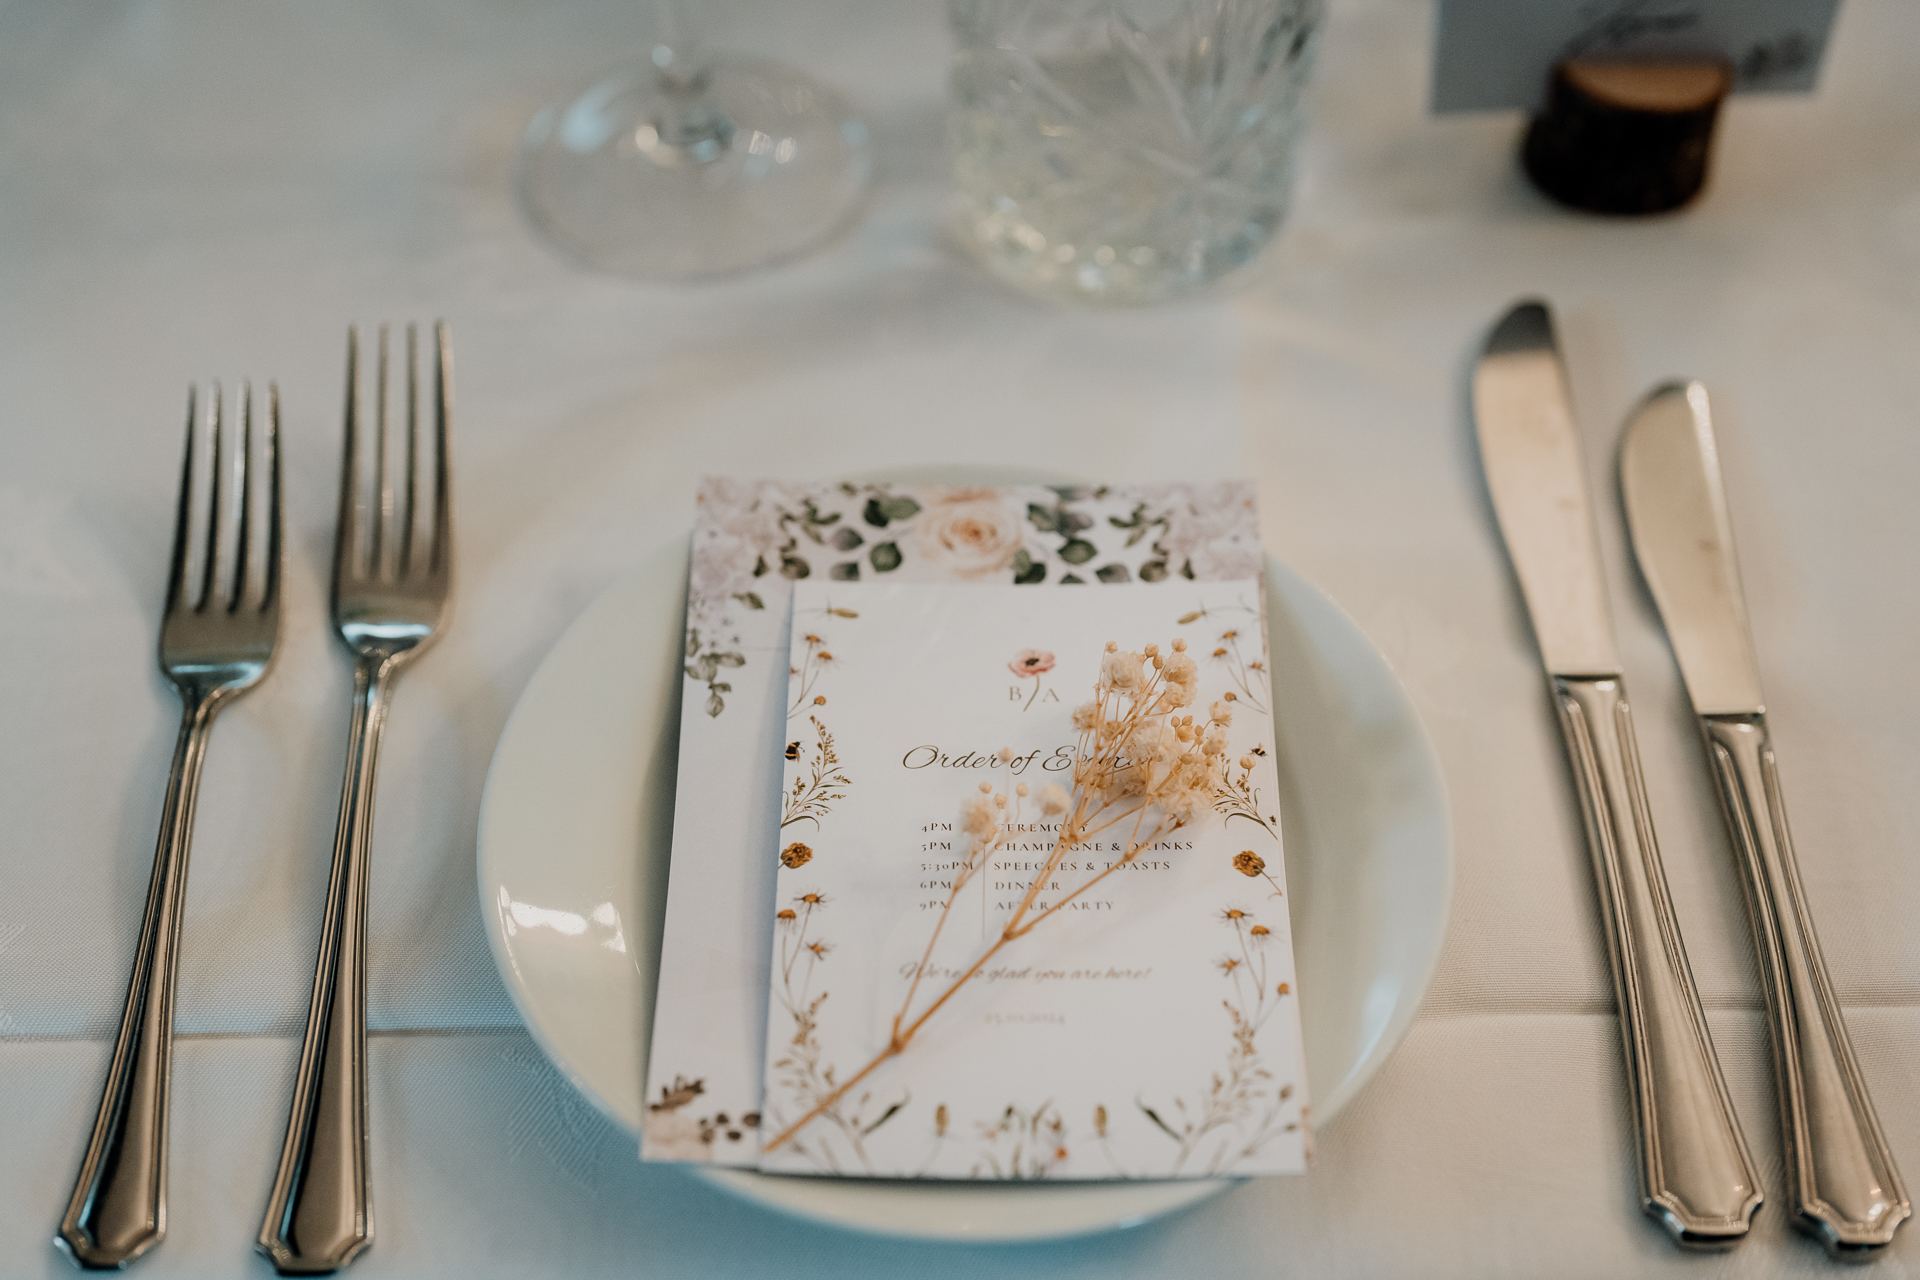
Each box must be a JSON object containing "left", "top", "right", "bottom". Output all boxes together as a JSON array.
[{"left": 3, "top": 0, "right": 1917, "bottom": 1275}]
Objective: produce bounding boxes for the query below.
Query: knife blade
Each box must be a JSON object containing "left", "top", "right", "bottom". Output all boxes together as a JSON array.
[
  {"left": 1616, "top": 383, "right": 1764, "bottom": 715},
  {"left": 1474, "top": 301, "right": 1620, "bottom": 677},
  {"left": 1474, "top": 302, "right": 1761, "bottom": 1249},
  {"left": 1622, "top": 382, "right": 1911, "bottom": 1257}
]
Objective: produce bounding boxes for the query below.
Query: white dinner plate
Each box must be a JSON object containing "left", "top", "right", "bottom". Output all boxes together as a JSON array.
[{"left": 477, "top": 533, "right": 1452, "bottom": 1242}]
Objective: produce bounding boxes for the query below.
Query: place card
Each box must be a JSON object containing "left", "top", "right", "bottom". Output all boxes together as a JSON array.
[
  {"left": 1432, "top": 0, "right": 1840, "bottom": 113},
  {"left": 643, "top": 478, "right": 1274, "bottom": 1166},
  {"left": 753, "top": 580, "right": 1308, "bottom": 1178}
]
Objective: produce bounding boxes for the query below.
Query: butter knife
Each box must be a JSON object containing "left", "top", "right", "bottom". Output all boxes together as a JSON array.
[
  {"left": 1474, "top": 302, "right": 1762, "bottom": 1248},
  {"left": 1621, "top": 381, "right": 1911, "bottom": 1258}
]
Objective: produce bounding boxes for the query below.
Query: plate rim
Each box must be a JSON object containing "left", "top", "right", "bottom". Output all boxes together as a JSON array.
[{"left": 1263, "top": 557, "right": 1456, "bottom": 1123}]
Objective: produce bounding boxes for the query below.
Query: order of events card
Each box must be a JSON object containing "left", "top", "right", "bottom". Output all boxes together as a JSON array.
[
  {"left": 643, "top": 478, "right": 1267, "bottom": 1166},
  {"left": 753, "top": 580, "right": 1307, "bottom": 1179}
]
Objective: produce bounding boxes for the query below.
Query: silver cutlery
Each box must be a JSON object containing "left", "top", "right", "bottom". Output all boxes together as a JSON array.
[
  {"left": 258, "top": 324, "right": 453, "bottom": 1274},
  {"left": 1473, "top": 301, "right": 1761, "bottom": 1248},
  {"left": 1621, "top": 381, "right": 1911, "bottom": 1258},
  {"left": 59, "top": 384, "right": 283, "bottom": 1269}
]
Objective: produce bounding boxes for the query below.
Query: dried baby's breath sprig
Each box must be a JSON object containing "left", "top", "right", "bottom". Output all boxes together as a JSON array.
[{"left": 763, "top": 635, "right": 1228, "bottom": 1155}]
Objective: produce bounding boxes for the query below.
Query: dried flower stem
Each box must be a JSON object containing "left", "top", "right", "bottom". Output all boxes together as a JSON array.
[
  {"left": 764, "top": 638, "right": 1231, "bottom": 1156},
  {"left": 1188, "top": 603, "right": 1268, "bottom": 715},
  {"left": 787, "top": 634, "right": 832, "bottom": 717},
  {"left": 1216, "top": 630, "right": 1268, "bottom": 714}
]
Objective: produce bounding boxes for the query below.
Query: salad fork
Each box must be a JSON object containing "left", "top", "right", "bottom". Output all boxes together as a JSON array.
[
  {"left": 259, "top": 323, "right": 452, "bottom": 1274},
  {"left": 58, "top": 383, "right": 283, "bottom": 1270}
]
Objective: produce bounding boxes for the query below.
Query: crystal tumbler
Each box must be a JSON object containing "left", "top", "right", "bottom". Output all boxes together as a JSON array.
[{"left": 948, "top": 0, "right": 1323, "bottom": 305}]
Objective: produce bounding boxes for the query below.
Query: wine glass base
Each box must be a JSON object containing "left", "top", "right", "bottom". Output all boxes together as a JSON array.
[{"left": 520, "top": 55, "right": 873, "bottom": 280}]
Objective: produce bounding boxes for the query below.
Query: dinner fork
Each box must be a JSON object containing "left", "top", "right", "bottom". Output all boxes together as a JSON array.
[
  {"left": 57, "top": 384, "right": 283, "bottom": 1270},
  {"left": 259, "top": 323, "right": 452, "bottom": 1275}
]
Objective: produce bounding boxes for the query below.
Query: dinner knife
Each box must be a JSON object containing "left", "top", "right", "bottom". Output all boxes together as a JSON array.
[
  {"left": 1621, "top": 381, "right": 1911, "bottom": 1258},
  {"left": 1473, "top": 301, "right": 1762, "bottom": 1248}
]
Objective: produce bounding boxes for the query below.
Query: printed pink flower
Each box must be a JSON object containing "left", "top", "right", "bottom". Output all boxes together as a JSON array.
[
  {"left": 1009, "top": 649, "right": 1056, "bottom": 678},
  {"left": 913, "top": 491, "right": 1024, "bottom": 578}
]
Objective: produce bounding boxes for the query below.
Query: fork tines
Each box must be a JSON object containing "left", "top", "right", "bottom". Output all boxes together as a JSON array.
[
  {"left": 57, "top": 376, "right": 283, "bottom": 1268},
  {"left": 337, "top": 322, "right": 452, "bottom": 587},
  {"left": 167, "top": 381, "right": 282, "bottom": 619}
]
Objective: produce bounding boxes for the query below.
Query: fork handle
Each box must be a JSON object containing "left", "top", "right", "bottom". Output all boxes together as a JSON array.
[
  {"left": 1702, "top": 713, "right": 1910, "bottom": 1257},
  {"left": 1553, "top": 675, "right": 1762, "bottom": 1247},
  {"left": 57, "top": 691, "right": 217, "bottom": 1270},
  {"left": 259, "top": 657, "right": 394, "bottom": 1274}
]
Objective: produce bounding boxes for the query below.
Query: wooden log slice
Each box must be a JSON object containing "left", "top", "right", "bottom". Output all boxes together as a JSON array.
[{"left": 1522, "top": 58, "right": 1733, "bottom": 215}]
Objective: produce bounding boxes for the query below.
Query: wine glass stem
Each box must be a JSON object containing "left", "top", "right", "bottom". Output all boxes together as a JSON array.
[
  {"left": 639, "top": 0, "right": 732, "bottom": 166},
  {"left": 649, "top": 0, "right": 704, "bottom": 90}
]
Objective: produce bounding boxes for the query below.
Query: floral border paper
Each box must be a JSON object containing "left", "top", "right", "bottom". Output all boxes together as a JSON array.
[{"left": 643, "top": 478, "right": 1264, "bottom": 1164}]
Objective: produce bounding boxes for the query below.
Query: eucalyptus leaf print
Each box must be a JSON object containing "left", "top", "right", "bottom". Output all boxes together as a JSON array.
[
  {"left": 863, "top": 494, "right": 921, "bottom": 526},
  {"left": 679, "top": 478, "right": 1260, "bottom": 717},
  {"left": 685, "top": 628, "right": 746, "bottom": 717},
  {"left": 1011, "top": 548, "right": 1045, "bottom": 585}
]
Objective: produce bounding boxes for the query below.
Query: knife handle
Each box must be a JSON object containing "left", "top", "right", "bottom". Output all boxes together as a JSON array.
[
  {"left": 1553, "top": 675, "right": 1762, "bottom": 1247},
  {"left": 1701, "top": 713, "right": 1911, "bottom": 1257}
]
